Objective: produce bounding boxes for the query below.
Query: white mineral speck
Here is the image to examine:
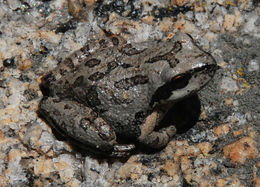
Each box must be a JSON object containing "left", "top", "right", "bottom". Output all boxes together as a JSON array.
[
  {"left": 195, "top": 12, "right": 209, "bottom": 29},
  {"left": 84, "top": 157, "right": 123, "bottom": 186},
  {"left": 7, "top": 0, "right": 21, "bottom": 10},
  {"left": 243, "top": 12, "right": 259, "bottom": 36},
  {"left": 39, "top": 131, "right": 55, "bottom": 153},
  {"left": 185, "top": 11, "right": 194, "bottom": 21},
  {"left": 248, "top": 59, "right": 259, "bottom": 72},
  {"left": 221, "top": 76, "right": 239, "bottom": 92},
  {"left": 53, "top": 154, "right": 81, "bottom": 182}
]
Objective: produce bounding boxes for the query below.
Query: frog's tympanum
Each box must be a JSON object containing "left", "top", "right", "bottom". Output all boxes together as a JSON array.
[{"left": 38, "top": 32, "right": 217, "bottom": 157}]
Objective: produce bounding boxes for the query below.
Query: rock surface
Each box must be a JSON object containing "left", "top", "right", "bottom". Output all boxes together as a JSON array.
[{"left": 0, "top": 0, "right": 259, "bottom": 186}]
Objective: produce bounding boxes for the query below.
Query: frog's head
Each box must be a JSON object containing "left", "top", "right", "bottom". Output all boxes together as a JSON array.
[{"left": 151, "top": 32, "right": 218, "bottom": 106}]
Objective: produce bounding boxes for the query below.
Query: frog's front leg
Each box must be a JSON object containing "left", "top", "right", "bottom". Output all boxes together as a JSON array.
[
  {"left": 138, "top": 107, "right": 176, "bottom": 149},
  {"left": 38, "top": 97, "right": 134, "bottom": 156}
]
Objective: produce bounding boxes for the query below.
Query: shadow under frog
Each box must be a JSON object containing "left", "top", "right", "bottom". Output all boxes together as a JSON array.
[{"left": 38, "top": 32, "right": 217, "bottom": 157}]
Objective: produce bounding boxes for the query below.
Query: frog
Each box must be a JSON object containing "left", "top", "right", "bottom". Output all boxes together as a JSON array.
[{"left": 38, "top": 32, "right": 217, "bottom": 157}]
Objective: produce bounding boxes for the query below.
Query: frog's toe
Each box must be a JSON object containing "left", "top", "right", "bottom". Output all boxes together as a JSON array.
[
  {"left": 110, "top": 144, "right": 135, "bottom": 157},
  {"left": 138, "top": 125, "right": 176, "bottom": 149},
  {"left": 160, "top": 125, "right": 176, "bottom": 138}
]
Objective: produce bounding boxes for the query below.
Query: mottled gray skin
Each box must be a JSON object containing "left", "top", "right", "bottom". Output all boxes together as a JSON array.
[{"left": 38, "top": 32, "right": 217, "bottom": 157}]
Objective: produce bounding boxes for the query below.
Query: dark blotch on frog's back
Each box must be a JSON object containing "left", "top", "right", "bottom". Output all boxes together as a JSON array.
[
  {"left": 107, "top": 61, "right": 119, "bottom": 72},
  {"left": 120, "top": 44, "right": 146, "bottom": 56},
  {"left": 88, "top": 72, "right": 106, "bottom": 81},
  {"left": 85, "top": 59, "right": 101, "bottom": 67},
  {"left": 114, "top": 75, "right": 149, "bottom": 90},
  {"left": 121, "top": 63, "right": 132, "bottom": 68},
  {"left": 84, "top": 86, "right": 101, "bottom": 107},
  {"left": 144, "top": 41, "right": 182, "bottom": 67}
]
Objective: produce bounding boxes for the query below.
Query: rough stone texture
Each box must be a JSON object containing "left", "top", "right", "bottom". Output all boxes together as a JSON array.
[
  {"left": 0, "top": 0, "right": 259, "bottom": 186},
  {"left": 223, "top": 137, "right": 258, "bottom": 164}
]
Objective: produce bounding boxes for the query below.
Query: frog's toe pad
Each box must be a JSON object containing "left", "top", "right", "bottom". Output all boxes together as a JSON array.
[{"left": 162, "top": 125, "right": 176, "bottom": 137}]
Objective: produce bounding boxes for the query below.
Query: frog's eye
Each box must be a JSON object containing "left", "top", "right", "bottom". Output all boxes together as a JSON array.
[
  {"left": 170, "top": 73, "right": 192, "bottom": 90},
  {"left": 150, "top": 73, "right": 191, "bottom": 106}
]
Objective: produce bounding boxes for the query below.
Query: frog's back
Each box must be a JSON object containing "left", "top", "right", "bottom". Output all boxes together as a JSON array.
[{"left": 66, "top": 38, "right": 182, "bottom": 137}]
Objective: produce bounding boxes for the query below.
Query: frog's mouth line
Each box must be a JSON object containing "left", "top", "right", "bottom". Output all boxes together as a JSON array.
[{"left": 150, "top": 64, "right": 218, "bottom": 106}]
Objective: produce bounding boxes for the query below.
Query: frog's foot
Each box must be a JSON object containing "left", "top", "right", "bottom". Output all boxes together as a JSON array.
[
  {"left": 110, "top": 144, "right": 135, "bottom": 157},
  {"left": 138, "top": 111, "right": 176, "bottom": 149}
]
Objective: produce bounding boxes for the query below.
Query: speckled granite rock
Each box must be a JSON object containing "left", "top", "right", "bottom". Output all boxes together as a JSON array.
[{"left": 0, "top": 0, "right": 259, "bottom": 186}]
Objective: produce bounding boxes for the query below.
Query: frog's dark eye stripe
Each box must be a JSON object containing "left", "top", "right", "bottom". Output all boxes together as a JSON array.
[{"left": 150, "top": 73, "right": 191, "bottom": 106}]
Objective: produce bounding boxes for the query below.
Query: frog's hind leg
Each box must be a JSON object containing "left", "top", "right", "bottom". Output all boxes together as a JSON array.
[
  {"left": 137, "top": 109, "right": 176, "bottom": 149},
  {"left": 38, "top": 97, "right": 135, "bottom": 156}
]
